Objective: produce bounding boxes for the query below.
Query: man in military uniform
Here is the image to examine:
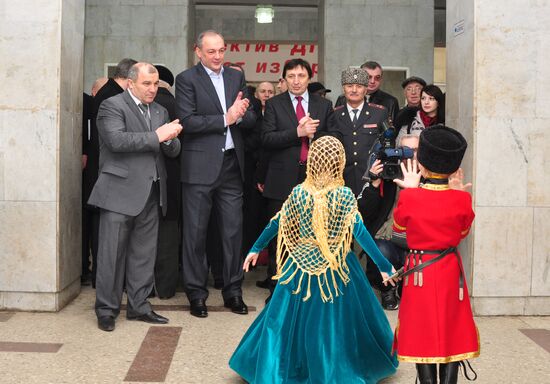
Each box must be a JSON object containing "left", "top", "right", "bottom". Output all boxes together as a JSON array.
[{"left": 329, "top": 68, "right": 389, "bottom": 196}]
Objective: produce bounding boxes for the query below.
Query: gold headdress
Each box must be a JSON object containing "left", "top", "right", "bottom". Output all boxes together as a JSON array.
[{"left": 274, "top": 136, "right": 359, "bottom": 302}]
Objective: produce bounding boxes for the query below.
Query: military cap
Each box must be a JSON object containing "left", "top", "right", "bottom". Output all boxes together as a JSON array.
[{"left": 341, "top": 68, "right": 368, "bottom": 86}]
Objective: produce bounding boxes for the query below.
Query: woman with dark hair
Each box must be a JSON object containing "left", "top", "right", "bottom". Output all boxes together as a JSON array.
[{"left": 395, "top": 84, "right": 445, "bottom": 143}]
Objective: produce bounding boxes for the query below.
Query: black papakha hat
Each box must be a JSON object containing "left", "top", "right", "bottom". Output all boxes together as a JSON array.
[
  {"left": 401, "top": 76, "right": 427, "bottom": 89},
  {"left": 417, "top": 125, "right": 467, "bottom": 174},
  {"left": 155, "top": 65, "right": 174, "bottom": 87}
]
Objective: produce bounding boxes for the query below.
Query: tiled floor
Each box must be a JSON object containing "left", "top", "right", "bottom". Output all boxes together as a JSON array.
[{"left": 0, "top": 266, "right": 549, "bottom": 383}]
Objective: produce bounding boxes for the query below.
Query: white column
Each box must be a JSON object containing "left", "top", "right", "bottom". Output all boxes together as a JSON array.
[
  {"left": 0, "top": 0, "right": 84, "bottom": 310},
  {"left": 447, "top": 0, "right": 550, "bottom": 315}
]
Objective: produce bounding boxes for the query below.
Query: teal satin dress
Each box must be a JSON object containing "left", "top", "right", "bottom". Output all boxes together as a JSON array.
[{"left": 229, "top": 212, "right": 398, "bottom": 384}]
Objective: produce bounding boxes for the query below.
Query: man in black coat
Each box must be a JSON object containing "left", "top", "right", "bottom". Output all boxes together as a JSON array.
[
  {"left": 259, "top": 58, "right": 335, "bottom": 297},
  {"left": 153, "top": 65, "right": 181, "bottom": 299}
]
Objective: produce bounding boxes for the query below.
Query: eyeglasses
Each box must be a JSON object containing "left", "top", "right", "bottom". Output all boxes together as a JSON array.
[{"left": 405, "top": 86, "right": 422, "bottom": 93}]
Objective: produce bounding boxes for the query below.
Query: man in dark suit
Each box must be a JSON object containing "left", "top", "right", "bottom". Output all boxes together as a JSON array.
[
  {"left": 175, "top": 30, "right": 256, "bottom": 318},
  {"left": 89, "top": 62, "right": 182, "bottom": 332},
  {"left": 329, "top": 67, "right": 389, "bottom": 196},
  {"left": 152, "top": 65, "right": 181, "bottom": 299},
  {"left": 258, "top": 58, "right": 335, "bottom": 296}
]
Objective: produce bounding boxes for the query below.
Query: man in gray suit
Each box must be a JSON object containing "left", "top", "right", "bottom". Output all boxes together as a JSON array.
[
  {"left": 89, "top": 62, "right": 182, "bottom": 332},
  {"left": 175, "top": 30, "right": 256, "bottom": 318}
]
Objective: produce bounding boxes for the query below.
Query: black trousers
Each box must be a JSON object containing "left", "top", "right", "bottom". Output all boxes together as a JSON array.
[
  {"left": 181, "top": 150, "right": 244, "bottom": 301},
  {"left": 154, "top": 218, "right": 180, "bottom": 298},
  {"left": 365, "top": 239, "right": 406, "bottom": 292},
  {"left": 82, "top": 207, "right": 99, "bottom": 281}
]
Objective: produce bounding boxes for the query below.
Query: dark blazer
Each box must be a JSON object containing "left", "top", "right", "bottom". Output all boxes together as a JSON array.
[
  {"left": 174, "top": 63, "right": 256, "bottom": 185},
  {"left": 368, "top": 89, "right": 399, "bottom": 123},
  {"left": 261, "top": 91, "right": 335, "bottom": 201},
  {"left": 88, "top": 90, "right": 181, "bottom": 216},
  {"left": 329, "top": 102, "right": 389, "bottom": 196},
  {"left": 154, "top": 87, "right": 181, "bottom": 221}
]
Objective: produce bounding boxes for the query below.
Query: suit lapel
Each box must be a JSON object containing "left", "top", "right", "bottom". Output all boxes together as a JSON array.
[
  {"left": 281, "top": 92, "right": 299, "bottom": 127},
  {"left": 150, "top": 103, "right": 162, "bottom": 130},
  {"left": 122, "top": 90, "right": 149, "bottom": 132},
  {"left": 195, "top": 63, "right": 224, "bottom": 113},
  {"left": 223, "top": 69, "right": 234, "bottom": 111}
]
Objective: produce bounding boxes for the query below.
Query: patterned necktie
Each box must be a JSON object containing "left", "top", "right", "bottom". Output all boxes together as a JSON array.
[
  {"left": 296, "top": 96, "right": 309, "bottom": 163},
  {"left": 139, "top": 103, "right": 151, "bottom": 130},
  {"left": 352, "top": 108, "right": 359, "bottom": 126}
]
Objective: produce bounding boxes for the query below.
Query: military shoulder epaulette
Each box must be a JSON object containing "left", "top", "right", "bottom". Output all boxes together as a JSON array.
[
  {"left": 334, "top": 105, "right": 345, "bottom": 111},
  {"left": 368, "top": 102, "right": 386, "bottom": 110}
]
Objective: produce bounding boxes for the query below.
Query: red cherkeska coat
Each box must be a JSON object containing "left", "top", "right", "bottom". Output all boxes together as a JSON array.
[{"left": 392, "top": 184, "right": 479, "bottom": 363}]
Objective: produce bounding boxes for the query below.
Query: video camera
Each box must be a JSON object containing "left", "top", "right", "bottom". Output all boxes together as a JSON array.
[{"left": 364, "top": 121, "right": 414, "bottom": 180}]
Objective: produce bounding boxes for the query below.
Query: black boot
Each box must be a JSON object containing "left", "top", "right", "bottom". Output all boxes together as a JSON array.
[
  {"left": 439, "top": 362, "right": 459, "bottom": 384},
  {"left": 416, "top": 363, "right": 437, "bottom": 384}
]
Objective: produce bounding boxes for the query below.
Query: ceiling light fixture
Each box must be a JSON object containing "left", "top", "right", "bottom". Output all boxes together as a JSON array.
[{"left": 255, "top": 5, "right": 274, "bottom": 24}]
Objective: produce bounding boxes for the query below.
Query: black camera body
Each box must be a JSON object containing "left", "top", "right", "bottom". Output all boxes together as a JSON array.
[{"left": 365, "top": 121, "right": 414, "bottom": 181}]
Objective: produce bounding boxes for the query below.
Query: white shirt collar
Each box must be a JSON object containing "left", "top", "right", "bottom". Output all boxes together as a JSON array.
[
  {"left": 347, "top": 102, "right": 364, "bottom": 116},
  {"left": 201, "top": 62, "right": 224, "bottom": 77},
  {"left": 289, "top": 90, "right": 309, "bottom": 103},
  {"left": 128, "top": 89, "right": 143, "bottom": 106}
]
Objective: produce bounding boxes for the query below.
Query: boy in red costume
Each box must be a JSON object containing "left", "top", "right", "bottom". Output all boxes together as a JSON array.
[{"left": 391, "top": 125, "right": 478, "bottom": 384}]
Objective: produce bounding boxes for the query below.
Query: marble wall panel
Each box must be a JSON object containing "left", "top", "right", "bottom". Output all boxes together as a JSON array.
[
  {"left": 84, "top": 1, "right": 190, "bottom": 91},
  {"left": 474, "top": 116, "right": 530, "bottom": 207},
  {"left": 532, "top": 208, "right": 550, "bottom": 295},
  {"left": 476, "top": 31, "right": 538, "bottom": 119},
  {"left": 471, "top": 297, "right": 528, "bottom": 316},
  {"left": 323, "top": 1, "right": 433, "bottom": 104},
  {"left": 0, "top": 110, "right": 57, "bottom": 202},
  {"left": 0, "top": 202, "right": 57, "bottom": 292},
  {"left": 472, "top": 207, "right": 533, "bottom": 297},
  {"left": 0, "top": 153, "right": 4, "bottom": 200},
  {"left": 535, "top": 38, "right": 550, "bottom": 119},
  {"left": 526, "top": 118, "right": 550, "bottom": 207},
  {"left": 0, "top": 2, "right": 60, "bottom": 111}
]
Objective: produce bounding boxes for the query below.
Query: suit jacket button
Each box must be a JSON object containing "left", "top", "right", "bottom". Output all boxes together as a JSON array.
[
  {"left": 353, "top": 132, "right": 357, "bottom": 136},
  {"left": 353, "top": 152, "right": 357, "bottom": 156}
]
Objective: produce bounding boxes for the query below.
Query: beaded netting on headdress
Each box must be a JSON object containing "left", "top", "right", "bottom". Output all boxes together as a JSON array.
[{"left": 274, "top": 136, "right": 359, "bottom": 303}]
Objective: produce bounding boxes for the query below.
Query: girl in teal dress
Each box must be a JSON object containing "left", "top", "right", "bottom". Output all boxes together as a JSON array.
[{"left": 229, "top": 136, "right": 398, "bottom": 384}]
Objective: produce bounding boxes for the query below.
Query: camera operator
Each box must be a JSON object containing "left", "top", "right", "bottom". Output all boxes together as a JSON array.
[
  {"left": 329, "top": 67, "right": 389, "bottom": 196},
  {"left": 357, "top": 133, "right": 419, "bottom": 310}
]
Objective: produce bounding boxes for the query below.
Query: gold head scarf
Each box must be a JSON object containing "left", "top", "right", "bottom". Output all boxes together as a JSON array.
[{"left": 274, "top": 136, "right": 359, "bottom": 303}]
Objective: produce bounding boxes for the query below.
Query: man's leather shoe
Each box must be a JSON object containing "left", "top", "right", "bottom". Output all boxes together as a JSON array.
[
  {"left": 98, "top": 316, "right": 115, "bottom": 332},
  {"left": 224, "top": 296, "right": 248, "bottom": 315},
  {"left": 190, "top": 298, "right": 208, "bottom": 318},
  {"left": 127, "top": 311, "right": 169, "bottom": 324},
  {"left": 381, "top": 287, "right": 399, "bottom": 310}
]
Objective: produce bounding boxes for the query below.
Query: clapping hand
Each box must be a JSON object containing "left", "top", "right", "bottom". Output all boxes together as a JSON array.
[
  {"left": 156, "top": 119, "right": 183, "bottom": 142},
  {"left": 393, "top": 159, "right": 421, "bottom": 189},
  {"left": 297, "top": 113, "right": 320, "bottom": 139},
  {"left": 226, "top": 91, "right": 250, "bottom": 125}
]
